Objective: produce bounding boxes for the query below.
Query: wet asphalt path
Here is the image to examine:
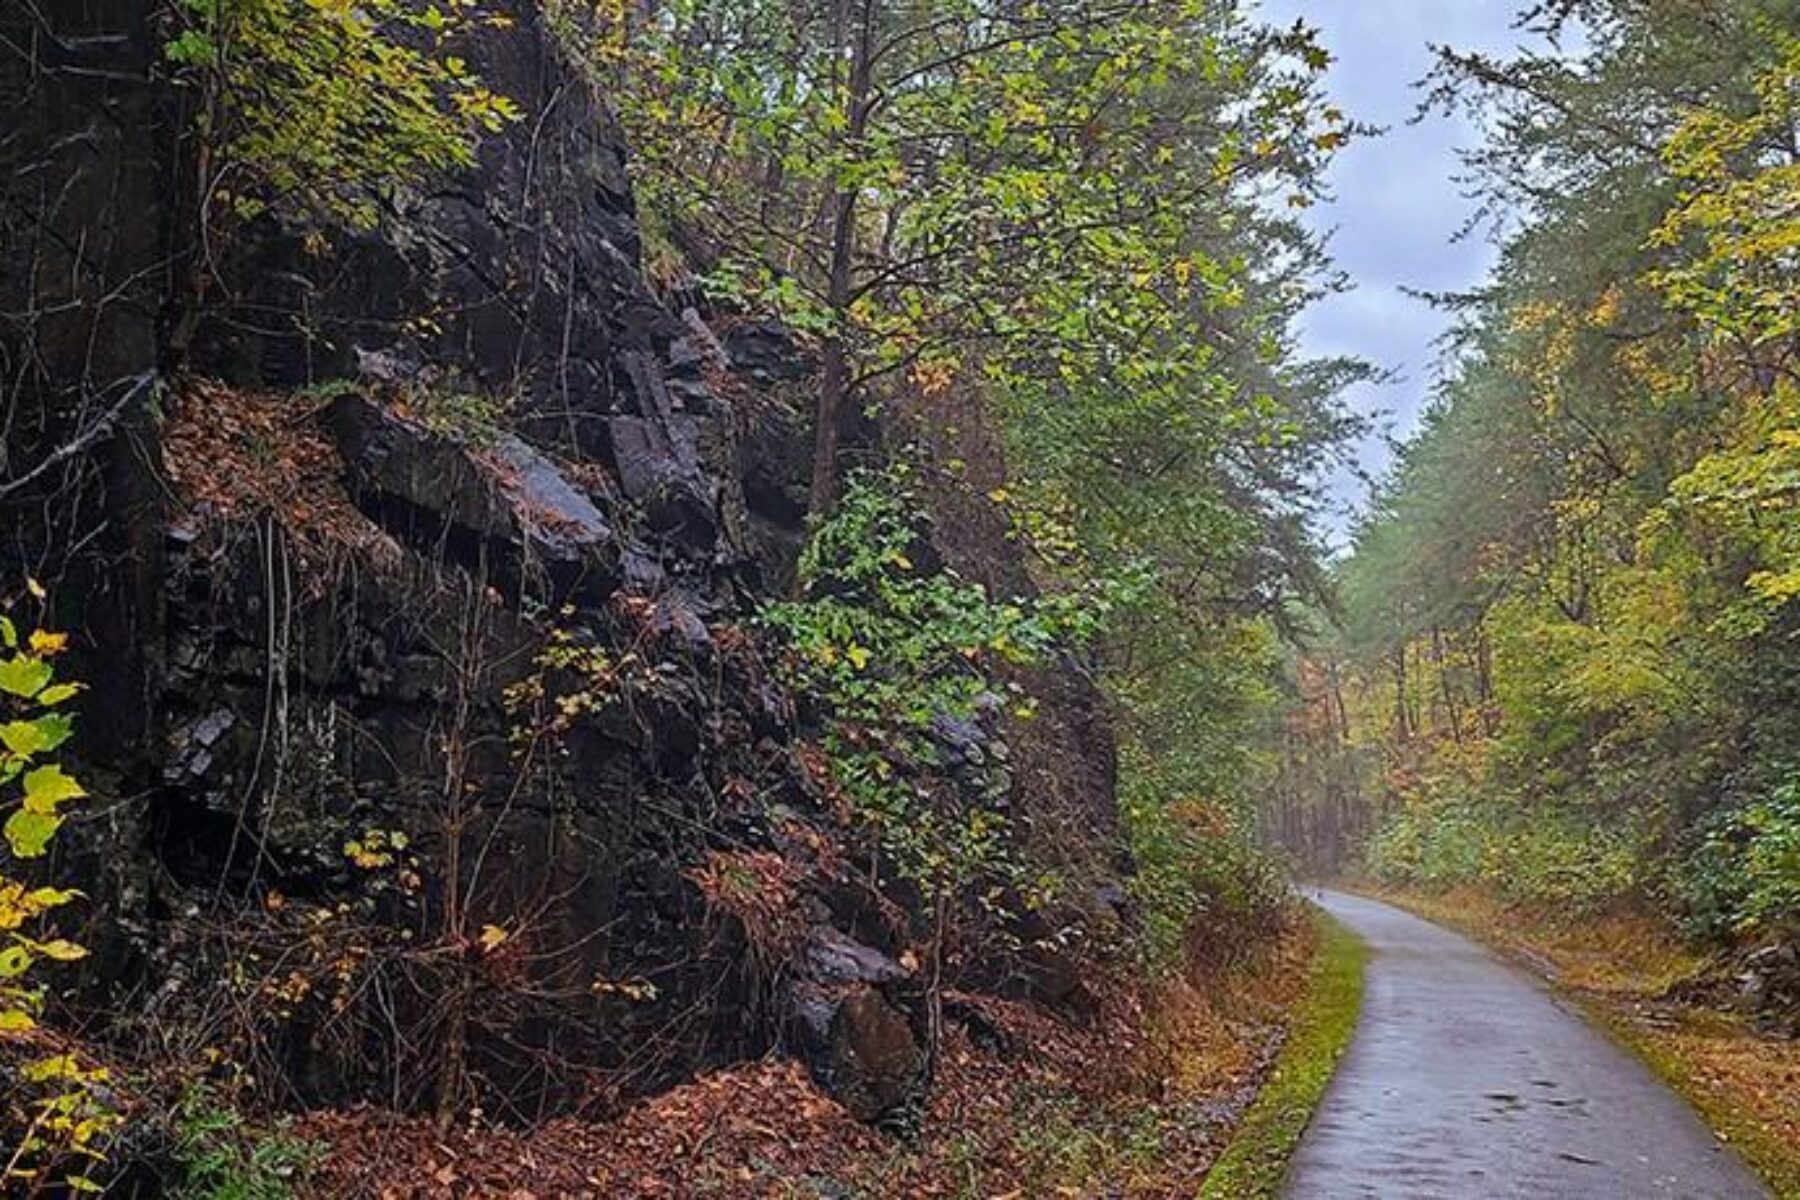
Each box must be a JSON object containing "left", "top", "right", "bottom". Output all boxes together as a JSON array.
[{"left": 1284, "top": 889, "right": 1768, "bottom": 1199}]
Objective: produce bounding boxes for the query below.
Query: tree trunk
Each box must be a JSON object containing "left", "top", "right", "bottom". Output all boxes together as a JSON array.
[
  {"left": 1326, "top": 657, "right": 1351, "bottom": 742},
  {"left": 1434, "top": 625, "right": 1464, "bottom": 744},
  {"left": 1392, "top": 647, "right": 1411, "bottom": 741},
  {"left": 806, "top": 0, "right": 877, "bottom": 520}
]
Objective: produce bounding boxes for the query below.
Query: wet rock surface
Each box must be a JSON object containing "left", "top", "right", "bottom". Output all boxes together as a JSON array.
[
  {"left": 788, "top": 929, "right": 929, "bottom": 1124},
  {"left": 1289, "top": 891, "right": 1767, "bottom": 1200},
  {"left": 1733, "top": 942, "right": 1800, "bottom": 1036},
  {"left": 0, "top": 0, "right": 888, "bottom": 1124},
  {"left": 0, "top": 0, "right": 1122, "bottom": 1143}
]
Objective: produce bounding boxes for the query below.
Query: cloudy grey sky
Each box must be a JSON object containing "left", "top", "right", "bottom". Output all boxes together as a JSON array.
[{"left": 1256, "top": 0, "right": 1530, "bottom": 541}]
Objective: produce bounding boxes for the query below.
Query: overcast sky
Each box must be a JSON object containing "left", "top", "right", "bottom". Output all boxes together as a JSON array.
[{"left": 1256, "top": 0, "right": 1530, "bottom": 543}]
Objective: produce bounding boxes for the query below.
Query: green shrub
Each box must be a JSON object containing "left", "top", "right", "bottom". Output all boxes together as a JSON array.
[
  {"left": 763, "top": 467, "right": 1112, "bottom": 902},
  {"left": 1680, "top": 773, "right": 1800, "bottom": 940},
  {"left": 1122, "top": 774, "right": 1287, "bottom": 973},
  {"left": 1368, "top": 788, "right": 1646, "bottom": 914},
  {"left": 1480, "top": 810, "right": 1645, "bottom": 912},
  {"left": 172, "top": 1088, "right": 320, "bottom": 1200},
  {"left": 1366, "top": 798, "right": 1486, "bottom": 889}
]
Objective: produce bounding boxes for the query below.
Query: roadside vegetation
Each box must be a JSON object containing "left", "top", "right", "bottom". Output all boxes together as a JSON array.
[
  {"left": 1262, "top": 4, "right": 1800, "bottom": 1190},
  {"left": 1199, "top": 911, "right": 1366, "bottom": 1200}
]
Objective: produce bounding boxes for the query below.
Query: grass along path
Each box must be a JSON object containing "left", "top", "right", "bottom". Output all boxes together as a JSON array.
[{"left": 1197, "top": 907, "right": 1366, "bottom": 1199}]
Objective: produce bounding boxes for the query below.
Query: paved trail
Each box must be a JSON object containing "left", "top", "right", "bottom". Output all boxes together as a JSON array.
[{"left": 1285, "top": 890, "right": 1768, "bottom": 1200}]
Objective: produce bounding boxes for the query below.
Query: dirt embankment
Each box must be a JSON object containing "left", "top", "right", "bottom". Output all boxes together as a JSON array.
[{"left": 295, "top": 913, "right": 1321, "bottom": 1199}]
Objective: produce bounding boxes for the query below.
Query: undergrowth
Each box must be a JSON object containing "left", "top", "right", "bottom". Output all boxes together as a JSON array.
[
  {"left": 171, "top": 1088, "right": 320, "bottom": 1200},
  {"left": 763, "top": 466, "right": 1112, "bottom": 903},
  {"left": 1198, "top": 909, "right": 1366, "bottom": 1200}
]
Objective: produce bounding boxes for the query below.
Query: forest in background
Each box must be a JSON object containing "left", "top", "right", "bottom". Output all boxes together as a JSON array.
[{"left": 1268, "top": 0, "right": 1800, "bottom": 951}]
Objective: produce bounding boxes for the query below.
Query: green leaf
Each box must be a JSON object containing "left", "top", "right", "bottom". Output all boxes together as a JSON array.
[
  {"left": 0, "top": 720, "right": 50, "bottom": 758},
  {"left": 21, "top": 764, "right": 84, "bottom": 814},
  {"left": 0, "top": 617, "right": 14, "bottom": 649},
  {"left": 36, "top": 683, "right": 82, "bottom": 707},
  {"left": 4, "top": 809, "right": 61, "bottom": 858},
  {"left": 1, "top": 714, "right": 72, "bottom": 759},
  {"left": 0, "top": 944, "right": 32, "bottom": 978},
  {"left": 32, "top": 713, "right": 72, "bottom": 753},
  {"left": 0, "top": 655, "right": 51, "bottom": 699}
]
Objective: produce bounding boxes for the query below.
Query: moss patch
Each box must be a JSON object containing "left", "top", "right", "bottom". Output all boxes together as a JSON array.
[{"left": 1197, "top": 908, "right": 1366, "bottom": 1199}]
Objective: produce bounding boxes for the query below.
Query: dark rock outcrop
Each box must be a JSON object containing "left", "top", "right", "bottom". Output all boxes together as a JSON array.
[
  {"left": 1734, "top": 941, "right": 1800, "bottom": 1037},
  {"left": 0, "top": 0, "right": 912, "bottom": 1125},
  {"left": 788, "top": 928, "right": 929, "bottom": 1124},
  {"left": 325, "top": 393, "right": 621, "bottom": 600},
  {"left": 0, "top": 0, "right": 1117, "bottom": 1148}
]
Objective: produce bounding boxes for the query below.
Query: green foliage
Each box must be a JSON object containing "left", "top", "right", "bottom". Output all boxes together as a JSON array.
[
  {"left": 1681, "top": 773, "right": 1800, "bottom": 940},
  {"left": 594, "top": 0, "right": 1343, "bottom": 375},
  {"left": 1651, "top": 32, "right": 1800, "bottom": 350},
  {"left": 165, "top": 0, "right": 521, "bottom": 231},
  {"left": 1098, "top": 590, "right": 1294, "bottom": 970},
  {"left": 1124, "top": 781, "right": 1287, "bottom": 971},
  {"left": 1369, "top": 794, "right": 1648, "bottom": 914},
  {"left": 0, "top": 607, "right": 117, "bottom": 1194},
  {"left": 172, "top": 1087, "right": 321, "bottom": 1200},
  {"left": 580, "top": 0, "right": 1361, "bottom": 518},
  {"left": 764, "top": 469, "right": 1110, "bottom": 900}
]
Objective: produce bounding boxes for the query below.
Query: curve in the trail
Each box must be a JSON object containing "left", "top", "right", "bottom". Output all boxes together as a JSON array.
[{"left": 1285, "top": 889, "right": 1768, "bottom": 1200}]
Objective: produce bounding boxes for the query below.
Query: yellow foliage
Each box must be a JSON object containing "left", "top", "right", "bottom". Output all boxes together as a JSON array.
[{"left": 0, "top": 612, "right": 114, "bottom": 1188}]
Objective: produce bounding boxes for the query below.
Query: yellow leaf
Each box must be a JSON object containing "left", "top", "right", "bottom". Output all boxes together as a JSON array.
[
  {"left": 26, "top": 630, "right": 67, "bottom": 657},
  {"left": 478, "top": 923, "right": 508, "bottom": 951},
  {"left": 24, "top": 577, "right": 45, "bottom": 601},
  {"left": 23, "top": 764, "right": 85, "bottom": 812},
  {"left": 34, "top": 939, "right": 87, "bottom": 962}
]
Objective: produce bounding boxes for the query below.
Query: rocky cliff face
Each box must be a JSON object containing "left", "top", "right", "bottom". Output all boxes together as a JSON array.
[{"left": 0, "top": 0, "right": 1112, "bottom": 1134}]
